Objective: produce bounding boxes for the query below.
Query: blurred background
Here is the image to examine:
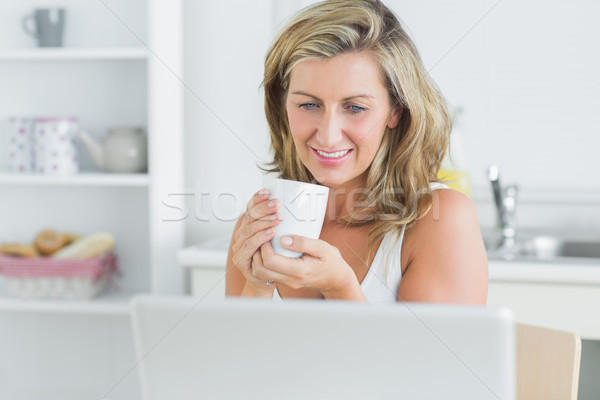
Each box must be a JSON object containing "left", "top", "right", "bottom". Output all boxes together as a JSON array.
[{"left": 184, "top": 0, "right": 600, "bottom": 244}]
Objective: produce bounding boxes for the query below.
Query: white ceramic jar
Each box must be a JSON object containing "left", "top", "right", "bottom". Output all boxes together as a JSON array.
[
  {"left": 6, "top": 116, "right": 35, "bottom": 173},
  {"left": 33, "top": 117, "right": 79, "bottom": 174}
]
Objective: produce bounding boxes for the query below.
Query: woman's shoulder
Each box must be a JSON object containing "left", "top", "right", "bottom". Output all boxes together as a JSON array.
[
  {"left": 402, "top": 187, "right": 481, "bottom": 265},
  {"left": 419, "top": 187, "right": 478, "bottom": 234},
  {"left": 399, "top": 187, "right": 488, "bottom": 304},
  {"left": 431, "top": 186, "right": 476, "bottom": 220}
]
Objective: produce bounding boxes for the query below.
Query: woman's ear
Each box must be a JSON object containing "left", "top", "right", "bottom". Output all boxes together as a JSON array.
[{"left": 387, "top": 105, "right": 402, "bottom": 129}]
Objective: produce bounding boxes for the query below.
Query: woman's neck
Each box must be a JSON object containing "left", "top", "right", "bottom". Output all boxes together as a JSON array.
[{"left": 323, "top": 172, "right": 369, "bottom": 224}]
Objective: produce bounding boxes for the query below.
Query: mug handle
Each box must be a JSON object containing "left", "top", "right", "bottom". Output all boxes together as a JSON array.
[{"left": 22, "top": 14, "right": 38, "bottom": 38}]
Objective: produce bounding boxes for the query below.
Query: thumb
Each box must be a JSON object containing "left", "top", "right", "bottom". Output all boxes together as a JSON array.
[{"left": 280, "top": 235, "right": 327, "bottom": 258}]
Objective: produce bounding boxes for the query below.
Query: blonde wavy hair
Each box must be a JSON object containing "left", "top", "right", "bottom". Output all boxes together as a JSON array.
[{"left": 261, "top": 0, "right": 451, "bottom": 253}]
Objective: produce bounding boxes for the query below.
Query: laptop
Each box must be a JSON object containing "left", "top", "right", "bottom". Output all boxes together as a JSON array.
[{"left": 130, "top": 295, "right": 515, "bottom": 400}]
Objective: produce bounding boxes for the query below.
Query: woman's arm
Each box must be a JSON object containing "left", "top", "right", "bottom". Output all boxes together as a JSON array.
[
  {"left": 398, "top": 189, "right": 488, "bottom": 304},
  {"left": 225, "top": 215, "right": 247, "bottom": 296}
]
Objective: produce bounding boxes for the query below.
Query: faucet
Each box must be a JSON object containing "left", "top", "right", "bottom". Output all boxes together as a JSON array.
[{"left": 488, "top": 166, "right": 519, "bottom": 248}]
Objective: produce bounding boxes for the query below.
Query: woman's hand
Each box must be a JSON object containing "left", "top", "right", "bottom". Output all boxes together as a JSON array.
[
  {"left": 252, "top": 236, "right": 367, "bottom": 301},
  {"left": 229, "top": 189, "right": 281, "bottom": 296}
]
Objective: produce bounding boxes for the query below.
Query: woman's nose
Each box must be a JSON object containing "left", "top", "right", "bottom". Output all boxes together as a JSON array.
[{"left": 315, "top": 110, "right": 344, "bottom": 148}]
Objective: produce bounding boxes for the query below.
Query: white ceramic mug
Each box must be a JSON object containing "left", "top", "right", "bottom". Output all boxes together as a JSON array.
[
  {"left": 6, "top": 116, "right": 35, "bottom": 173},
  {"left": 262, "top": 176, "right": 329, "bottom": 257},
  {"left": 33, "top": 117, "right": 79, "bottom": 174}
]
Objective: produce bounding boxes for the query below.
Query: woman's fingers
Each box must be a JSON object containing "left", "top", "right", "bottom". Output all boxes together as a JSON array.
[
  {"left": 244, "top": 188, "right": 269, "bottom": 216},
  {"left": 245, "top": 190, "right": 279, "bottom": 221},
  {"left": 234, "top": 211, "right": 281, "bottom": 262},
  {"left": 235, "top": 189, "right": 281, "bottom": 261},
  {"left": 261, "top": 238, "right": 350, "bottom": 292},
  {"left": 252, "top": 244, "right": 289, "bottom": 284},
  {"left": 234, "top": 226, "right": 276, "bottom": 265},
  {"left": 244, "top": 226, "right": 276, "bottom": 253},
  {"left": 230, "top": 188, "right": 287, "bottom": 287},
  {"left": 242, "top": 213, "right": 281, "bottom": 237},
  {"left": 234, "top": 188, "right": 279, "bottom": 247}
]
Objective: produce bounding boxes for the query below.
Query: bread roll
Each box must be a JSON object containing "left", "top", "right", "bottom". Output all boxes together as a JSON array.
[
  {"left": 0, "top": 243, "right": 39, "bottom": 258},
  {"left": 34, "top": 230, "right": 67, "bottom": 255},
  {"left": 62, "top": 233, "right": 81, "bottom": 245},
  {"left": 52, "top": 232, "right": 115, "bottom": 259}
]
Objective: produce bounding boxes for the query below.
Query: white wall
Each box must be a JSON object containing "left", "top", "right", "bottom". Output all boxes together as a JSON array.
[
  {"left": 183, "top": 0, "right": 273, "bottom": 245},
  {"left": 183, "top": 0, "right": 600, "bottom": 245},
  {"left": 393, "top": 0, "right": 600, "bottom": 190},
  {"left": 391, "top": 0, "right": 600, "bottom": 232}
]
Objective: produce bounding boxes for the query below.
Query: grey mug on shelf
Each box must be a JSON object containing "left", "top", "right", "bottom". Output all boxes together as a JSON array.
[{"left": 22, "top": 8, "right": 66, "bottom": 47}]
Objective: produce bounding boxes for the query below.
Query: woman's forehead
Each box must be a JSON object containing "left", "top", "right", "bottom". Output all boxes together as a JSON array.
[{"left": 287, "top": 52, "right": 387, "bottom": 99}]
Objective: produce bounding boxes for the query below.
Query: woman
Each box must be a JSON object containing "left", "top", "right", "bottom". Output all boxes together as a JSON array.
[{"left": 226, "top": 0, "right": 488, "bottom": 303}]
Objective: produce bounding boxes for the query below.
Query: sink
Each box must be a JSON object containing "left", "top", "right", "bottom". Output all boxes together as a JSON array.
[
  {"left": 482, "top": 229, "right": 600, "bottom": 263},
  {"left": 509, "top": 236, "right": 600, "bottom": 259}
]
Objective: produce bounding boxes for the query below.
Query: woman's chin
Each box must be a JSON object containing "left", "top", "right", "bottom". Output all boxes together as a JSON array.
[
  {"left": 310, "top": 170, "right": 368, "bottom": 190},
  {"left": 312, "top": 175, "right": 348, "bottom": 189}
]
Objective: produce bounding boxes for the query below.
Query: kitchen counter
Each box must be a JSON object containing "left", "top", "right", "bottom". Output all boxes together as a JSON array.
[
  {"left": 179, "top": 241, "right": 600, "bottom": 285},
  {"left": 179, "top": 242, "right": 600, "bottom": 339},
  {"left": 488, "top": 258, "right": 600, "bottom": 340},
  {"left": 489, "top": 258, "right": 600, "bottom": 285}
]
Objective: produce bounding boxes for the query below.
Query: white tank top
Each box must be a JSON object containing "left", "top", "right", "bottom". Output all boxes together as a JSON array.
[{"left": 272, "top": 183, "right": 450, "bottom": 303}]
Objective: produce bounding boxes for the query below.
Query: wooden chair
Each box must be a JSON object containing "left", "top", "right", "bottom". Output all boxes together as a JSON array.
[{"left": 517, "top": 323, "right": 582, "bottom": 400}]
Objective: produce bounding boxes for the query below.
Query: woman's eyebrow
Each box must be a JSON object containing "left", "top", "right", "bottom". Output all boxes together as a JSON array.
[{"left": 290, "top": 90, "right": 375, "bottom": 102}]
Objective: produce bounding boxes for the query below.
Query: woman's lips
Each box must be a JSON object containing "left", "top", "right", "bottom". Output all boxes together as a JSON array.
[{"left": 311, "top": 147, "right": 353, "bottom": 166}]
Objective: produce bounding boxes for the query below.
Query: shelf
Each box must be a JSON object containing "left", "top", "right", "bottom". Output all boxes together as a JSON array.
[
  {"left": 0, "top": 172, "right": 150, "bottom": 187},
  {"left": 0, "top": 47, "right": 149, "bottom": 61},
  {"left": 0, "top": 288, "right": 138, "bottom": 316},
  {"left": 178, "top": 238, "right": 230, "bottom": 269}
]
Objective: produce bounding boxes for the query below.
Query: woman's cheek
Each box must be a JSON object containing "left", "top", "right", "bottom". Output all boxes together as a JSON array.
[
  {"left": 351, "top": 115, "right": 386, "bottom": 142},
  {"left": 287, "top": 114, "right": 301, "bottom": 135},
  {"left": 287, "top": 109, "right": 311, "bottom": 134}
]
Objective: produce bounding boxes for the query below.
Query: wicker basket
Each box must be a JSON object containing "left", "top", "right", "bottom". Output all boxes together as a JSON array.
[{"left": 0, "top": 253, "right": 118, "bottom": 299}]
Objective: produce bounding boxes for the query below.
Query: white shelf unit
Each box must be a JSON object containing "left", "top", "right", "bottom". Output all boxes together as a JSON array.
[
  {"left": 0, "top": 286, "right": 133, "bottom": 315},
  {"left": 0, "top": 46, "right": 149, "bottom": 61},
  {"left": 0, "top": 1, "right": 184, "bottom": 310},
  {"left": 0, "top": 1, "right": 184, "bottom": 398},
  {"left": 0, "top": 172, "right": 150, "bottom": 187}
]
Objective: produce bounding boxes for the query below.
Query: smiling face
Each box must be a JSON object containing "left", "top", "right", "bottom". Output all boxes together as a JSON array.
[{"left": 285, "top": 51, "right": 401, "bottom": 190}]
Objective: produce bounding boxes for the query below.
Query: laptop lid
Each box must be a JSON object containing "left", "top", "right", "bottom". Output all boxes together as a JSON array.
[{"left": 130, "top": 295, "right": 515, "bottom": 400}]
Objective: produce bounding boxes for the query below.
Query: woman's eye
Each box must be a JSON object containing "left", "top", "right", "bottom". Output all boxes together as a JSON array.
[
  {"left": 348, "top": 105, "right": 366, "bottom": 114},
  {"left": 299, "top": 103, "right": 318, "bottom": 111},
  {"left": 298, "top": 103, "right": 365, "bottom": 113}
]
